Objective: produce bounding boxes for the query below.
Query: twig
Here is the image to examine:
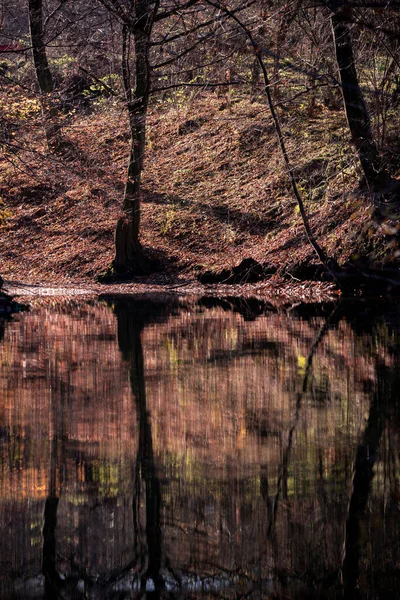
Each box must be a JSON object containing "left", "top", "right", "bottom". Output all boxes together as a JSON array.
[{"left": 78, "top": 64, "right": 119, "bottom": 97}]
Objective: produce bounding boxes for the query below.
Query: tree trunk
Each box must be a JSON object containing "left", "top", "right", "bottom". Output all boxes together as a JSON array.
[
  {"left": 114, "top": 5, "right": 153, "bottom": 273},
  {"left": 250, "top": 57, "right": 260, "bottom": 102},
  {"left": 28, "top": 0, "right": 53, "bottom": 93},
  {"left": 272, "top": 1, "right": 301, "bottom": 101},
  {"left": 329, "top": 3, "right": 396, "bottom": 198},
  {"left": 28, "top": 0, "right": 61, "bottom": 150}
]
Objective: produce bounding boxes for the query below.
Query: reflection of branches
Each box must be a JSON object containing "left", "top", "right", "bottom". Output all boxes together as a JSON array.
[
  {"left": 101, "top": 557, "right": 142, "bottom": 588},
  {"left": 342, "top": 363, "right": 394, "bottom": 598},
  {"left": 267, "top": 301, "right": 342, "bottom": 538}
]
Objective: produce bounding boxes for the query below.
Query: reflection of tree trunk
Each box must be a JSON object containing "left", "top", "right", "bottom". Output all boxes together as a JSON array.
[
  {"left": 42, "top": 378, "right": 68, "bottom": 597},
  {"left": 115, "top": 302, "right": 164, "bottom": 596},
  {"left": 260, "top": 465, "right": 279, "bottom": 572},
  {"left": 342, "top": 364, "right": 392, "bottom": 598},
  {"left": 42, "top": 435, "right": 62, "bottom": 598},
  {"left": 130, "top": 327, "right": 163, "bottom": 594}
]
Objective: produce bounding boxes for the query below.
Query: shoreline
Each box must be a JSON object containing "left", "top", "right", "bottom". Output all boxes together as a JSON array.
[{"left": 2, "top": 276, "right": 338, "bottom": 307}]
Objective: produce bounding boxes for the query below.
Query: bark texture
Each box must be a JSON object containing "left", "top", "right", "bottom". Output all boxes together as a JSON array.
[
  {"left": 329, "top": 3, "right": 396, "bottom": 199},
  {"left": 28, "top": 0, "right": 61, "bottom": 150},
  {"left": 28, "top": 0, "right": 54, "bottom": 93},
  {"left": 114, "top": 3, "right": 154, "bottom": 272}
]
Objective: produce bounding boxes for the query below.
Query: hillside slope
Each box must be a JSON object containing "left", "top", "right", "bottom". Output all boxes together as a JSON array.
[{"left": 0, "top": 92, "right": 397, "bottom": 288}]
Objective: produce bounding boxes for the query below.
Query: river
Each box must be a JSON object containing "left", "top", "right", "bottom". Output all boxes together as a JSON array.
[{"left": 0, "top": 295, "right": 399, "bottom": 598}]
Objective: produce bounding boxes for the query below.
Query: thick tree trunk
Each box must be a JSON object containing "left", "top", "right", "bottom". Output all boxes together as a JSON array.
[
  {"left": 28, "top": 0, "right": 61, "bottom": 150},
  {"left": 114, "top": 5, "right": 153, "bottom": 273},
  {"left": 329, "top": 4, "right": 397, "bottom": 199},
  {"left": 28, "top": 0, "right": 53, "bottom": 93}
]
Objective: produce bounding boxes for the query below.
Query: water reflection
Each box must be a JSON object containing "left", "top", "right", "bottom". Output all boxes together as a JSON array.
[
  {"left": 117, "top": 300, "right": 164, "bottom": 597},
  {"left": 0, "top": 298, "right": 399, "bottom": 598}
]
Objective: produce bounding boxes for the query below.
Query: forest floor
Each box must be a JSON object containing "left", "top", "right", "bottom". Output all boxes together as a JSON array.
[{"left": 0, "top": 90, "right": 399, "bottom": 303}]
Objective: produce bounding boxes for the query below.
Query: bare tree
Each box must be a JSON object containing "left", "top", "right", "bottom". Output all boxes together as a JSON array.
[
  {"left": 28, "top": 0, "right": 54, "bottom": 92},
  {"left": 327, "top": 1, "right": 400, "bottom": 207},
  {"left": 28, "top": 0, "right": 62, "bottom": 149},
  {"left": 98, "top": 0, "right": 244, "bottom": 275},
  {"left": 96, "top": 0, "right": 163, "bottom": 274}
]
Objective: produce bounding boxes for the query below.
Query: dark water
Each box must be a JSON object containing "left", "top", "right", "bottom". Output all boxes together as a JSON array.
[{"left": 0, "top": 296, "right": 399, "bottom": 599}]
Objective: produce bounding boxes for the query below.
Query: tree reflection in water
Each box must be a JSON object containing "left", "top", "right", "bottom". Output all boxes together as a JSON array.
[
  {"left": 0, "top": 298, "right": 399, "bottom": 598},
  {"left": 115, "top": 300, "right": 165, "bottom": 598},
  {"left": 342, "top": 362, "right": 398, "bottom": 599}
]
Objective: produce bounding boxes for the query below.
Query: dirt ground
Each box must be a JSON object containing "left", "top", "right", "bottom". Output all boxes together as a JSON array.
[{"left": 0, "top": 92, "right": 397, "bottom": 300}]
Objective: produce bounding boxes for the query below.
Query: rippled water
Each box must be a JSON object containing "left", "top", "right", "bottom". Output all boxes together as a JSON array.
[{"left": 0, "top": 296, "right": 399, "bottom": 599}]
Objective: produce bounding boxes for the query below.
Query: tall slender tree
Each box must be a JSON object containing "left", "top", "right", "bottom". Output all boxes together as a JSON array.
[
  {"left": 98, "top": 0, "right": 215, "bottom": 275},
  {"left": 28, "top": 0, "right": 61, "bottom": 149},
  {"left": 28, "top": 0, "right": 54, "bottom": 93},
  {"left": 328, "top": 1, "right": 400, "bottom": 206},
  {"left": 96, "top": 0, "right": 159, "bottom": 273}
]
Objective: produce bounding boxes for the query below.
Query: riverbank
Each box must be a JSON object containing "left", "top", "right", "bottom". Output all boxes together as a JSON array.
[
  {"left": 1, "top": 277, "right": 336, "bottom": 309},
  {"left": 0, "top": 93, "right": 398, "bottom": 293}
]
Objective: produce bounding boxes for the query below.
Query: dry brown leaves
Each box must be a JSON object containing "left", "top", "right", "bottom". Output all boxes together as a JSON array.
[{"left": 0, "top": 91, "right": 392, "bottom": 297}]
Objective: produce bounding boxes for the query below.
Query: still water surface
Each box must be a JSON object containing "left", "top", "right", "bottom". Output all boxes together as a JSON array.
[{"left": 0, "top": 296, "right": 399, "bottom": 599}]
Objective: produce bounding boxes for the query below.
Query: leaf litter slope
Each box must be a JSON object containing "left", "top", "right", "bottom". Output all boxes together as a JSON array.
[{"left": 0, "top": 92, "right": 393, "bottom": 297}]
